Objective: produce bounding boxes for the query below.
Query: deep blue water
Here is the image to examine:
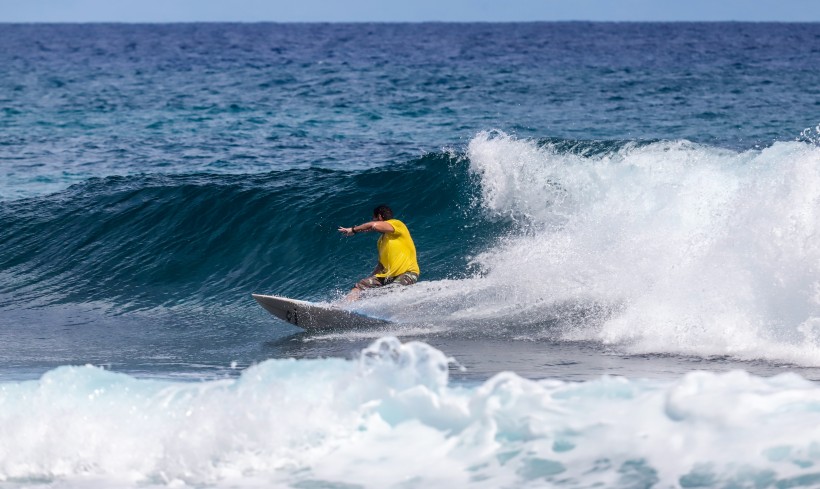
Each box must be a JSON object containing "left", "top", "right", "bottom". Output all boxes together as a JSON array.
[{"left": 1, "top": 23, "right": 818, "bottom": 199}]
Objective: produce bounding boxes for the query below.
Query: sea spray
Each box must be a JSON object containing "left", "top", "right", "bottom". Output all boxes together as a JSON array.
[{"left": 461, "top": 131, "right": 820, "bottom": 364}]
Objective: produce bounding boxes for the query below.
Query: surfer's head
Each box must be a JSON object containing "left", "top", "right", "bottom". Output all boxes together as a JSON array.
[{"left": 373, "top": 204, "right": 393, "bottom": 221}]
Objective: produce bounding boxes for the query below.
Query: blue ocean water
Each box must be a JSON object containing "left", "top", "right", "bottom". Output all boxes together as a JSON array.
[{"left": 1, "top": 23, "right": 820, "bottom": 487}]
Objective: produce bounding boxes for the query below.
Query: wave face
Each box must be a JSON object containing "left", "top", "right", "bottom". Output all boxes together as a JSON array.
[
  {"left": 0, "top": 152, "right": 487, "bottom": 311},
  {"left": 2, "top": 337, "right": 820, "bottom": 488},
  {"left": 2, "top": 132, "right": 820, "bottom": 367}
]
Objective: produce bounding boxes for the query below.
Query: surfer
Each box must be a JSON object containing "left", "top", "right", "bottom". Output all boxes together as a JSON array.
[{"left": 338, "top": 204, "right": 420, "bottom": 301}]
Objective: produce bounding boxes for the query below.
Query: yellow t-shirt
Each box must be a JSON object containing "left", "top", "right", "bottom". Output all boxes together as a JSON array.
[{"left": 375, "top": 219, "right": 420, "bottom": 278}]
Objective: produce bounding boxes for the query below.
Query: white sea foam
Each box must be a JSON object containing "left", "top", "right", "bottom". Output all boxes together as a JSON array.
[
  {"left": 363, "top": 132, "right": 820, "bottom": 366},
  {"left": 2, "top": 338, "right": 820, "bottom": 488}
]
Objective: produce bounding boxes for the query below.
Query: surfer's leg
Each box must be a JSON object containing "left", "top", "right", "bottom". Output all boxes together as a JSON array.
[
  {"left": 345, "top": 276, "right": 385, "bottom": 301},
  {"left": 394, "top": 272, "right": 419, "bottom": 286}
]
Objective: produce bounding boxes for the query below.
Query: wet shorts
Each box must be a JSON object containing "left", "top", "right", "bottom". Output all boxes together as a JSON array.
[{"left": 355, "top": 271, "right": 419, "bottom": 290}]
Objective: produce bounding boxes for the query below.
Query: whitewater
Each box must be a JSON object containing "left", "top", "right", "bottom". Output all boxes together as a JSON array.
[
  {"left": 351, "top": 132, "right": 820, "bottom": 368},
  {"left": 4, "top": 338, "right": 820, "bottom": 488}
]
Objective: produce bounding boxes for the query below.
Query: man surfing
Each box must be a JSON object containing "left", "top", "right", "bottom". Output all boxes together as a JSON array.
[{"left": 338, "top": 204, "right": 420, "bottom": 301}]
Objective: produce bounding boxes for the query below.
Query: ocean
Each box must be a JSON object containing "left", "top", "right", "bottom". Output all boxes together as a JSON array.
[{"left": 1, "top": 22, "right": 819, "bottom": 488}]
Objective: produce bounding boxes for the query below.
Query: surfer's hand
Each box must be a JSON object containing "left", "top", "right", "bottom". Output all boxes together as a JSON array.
[{"left": 338, "top": 226, "right": 354, "bottom": 236}]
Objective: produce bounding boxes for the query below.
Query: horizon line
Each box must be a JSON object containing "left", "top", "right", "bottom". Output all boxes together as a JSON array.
[{"left": 2, "top": 20, "right": 818, "bottom": 25}]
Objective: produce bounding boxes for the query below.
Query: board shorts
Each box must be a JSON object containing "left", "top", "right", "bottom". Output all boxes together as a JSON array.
[{"left": 355, "top": 271, "right": 419, "bottom": 290}]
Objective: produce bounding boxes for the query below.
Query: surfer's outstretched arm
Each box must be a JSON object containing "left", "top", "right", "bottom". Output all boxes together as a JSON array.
[{"left": 338, "top": 220, "right": 395, "bottom": 236}]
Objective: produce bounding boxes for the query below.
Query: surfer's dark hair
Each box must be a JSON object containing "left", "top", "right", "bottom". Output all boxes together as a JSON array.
[{"left": 373, "top": 204, "right": 393, "bottom": 220}]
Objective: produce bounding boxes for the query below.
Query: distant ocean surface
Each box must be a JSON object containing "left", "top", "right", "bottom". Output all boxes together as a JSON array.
[{"left": 1, "top": 23, "right": 820, "bottom": 488}]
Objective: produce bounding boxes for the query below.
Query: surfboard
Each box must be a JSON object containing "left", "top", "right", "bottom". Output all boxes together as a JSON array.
[{"left": 251, "top": 294, "right": 391, "bottom": 331}]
